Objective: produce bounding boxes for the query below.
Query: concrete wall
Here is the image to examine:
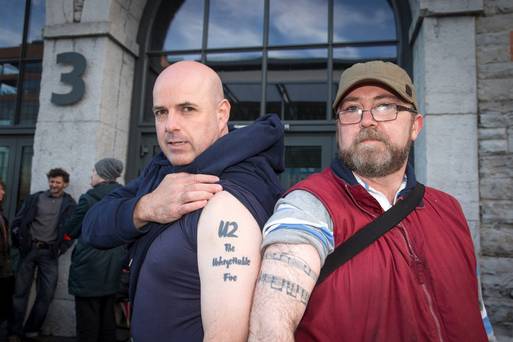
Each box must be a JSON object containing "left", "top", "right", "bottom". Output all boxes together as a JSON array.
[
  {"left": 476, "top": 0, "right": 513, "bottom": 338},
  {"left": 410, "top": 0, "right": 482, "bottom": 246},
  {"left": 410, "top": 0, "right": 513, "bottom": 339},
  {"left": 32, "top": 0, "right": 147, "bottom": 336}
]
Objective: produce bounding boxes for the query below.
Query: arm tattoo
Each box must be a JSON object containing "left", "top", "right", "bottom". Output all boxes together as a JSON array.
[
  {"left": 218, "top": 220, "right": 238, "bottom": 238},
  {"left": 258, "top": 273, "right": 310, "bottom": 305},
  {"left": 263, "top": 252, "right": 318, "bottom": 281}
]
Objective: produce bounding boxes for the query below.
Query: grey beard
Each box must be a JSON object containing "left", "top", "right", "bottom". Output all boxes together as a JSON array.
[{"left": 340, "top": 128, "right": 412, "bottom": 178}]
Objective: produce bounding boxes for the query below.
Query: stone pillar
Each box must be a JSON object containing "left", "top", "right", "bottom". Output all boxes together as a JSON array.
[
  {"left": 476, "top": 0, "right": 513, "bottom": 338},
  {"left": 409, "top": 0, "right": 483, "bottom": 248},
  {"left": 31, "top": 0, "right": 146, "bottom": 336}
]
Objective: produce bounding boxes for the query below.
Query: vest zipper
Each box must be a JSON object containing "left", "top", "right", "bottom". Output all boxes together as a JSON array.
[
  {"left": 398, "top": 225, "right": 444, "bottom": 342},
  {"left": 421, "top": 283, "right": 444, "bottom": 342},
  {"left": 345, "top": 185, "right": 444, "bottom": 341}
]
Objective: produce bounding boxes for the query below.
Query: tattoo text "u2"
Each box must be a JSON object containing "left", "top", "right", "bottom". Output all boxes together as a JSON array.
[{"left": 218, "top": 220, "right": 238, "bottom": 238}]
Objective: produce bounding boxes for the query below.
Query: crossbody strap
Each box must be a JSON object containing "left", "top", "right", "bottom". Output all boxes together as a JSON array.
[{"left": 317, "top": 182, "right": 425, "bottom": 284}]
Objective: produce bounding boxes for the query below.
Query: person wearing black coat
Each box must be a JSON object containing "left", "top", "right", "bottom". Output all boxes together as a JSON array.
[
  {"left": 10, "top": 168, "right": 76, "bottom": 339},
  {"left": 64, "top": 158, "right": 126, "bottom": 342}
]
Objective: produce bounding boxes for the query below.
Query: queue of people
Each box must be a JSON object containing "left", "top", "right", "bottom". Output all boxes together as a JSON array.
[{"left": 0, "top": 60, "right": 495, "bottom": 342}]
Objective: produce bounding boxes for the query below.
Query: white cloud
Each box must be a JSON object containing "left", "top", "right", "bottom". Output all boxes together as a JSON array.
[
  {"left": 0, "top": 27, "right": 23, "bottom": 47},
  {"left": 270, "top": 0, "right": 328, "bottom": 43}
]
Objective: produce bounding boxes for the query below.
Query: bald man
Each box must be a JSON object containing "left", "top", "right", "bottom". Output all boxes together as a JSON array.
[{"left": 82, "top": 61, "right": 284, "bottom": 341}]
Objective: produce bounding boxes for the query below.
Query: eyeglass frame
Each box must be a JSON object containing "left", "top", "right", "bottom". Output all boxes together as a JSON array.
[{"left": 335, "top": 103, "right": 418, "bottom": 125}]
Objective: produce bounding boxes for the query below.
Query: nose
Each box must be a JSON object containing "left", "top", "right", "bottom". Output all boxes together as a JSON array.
[
  {"left": 164, "top": 111, "right": 181, "bottom": 132},
  {"left": 360, "top": 109, "right": 377, "bottom": 128}
]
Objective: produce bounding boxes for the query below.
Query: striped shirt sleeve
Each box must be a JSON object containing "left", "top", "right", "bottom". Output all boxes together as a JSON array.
[{"left": 261, "top": 190, "right": 334, "bottom": 264}]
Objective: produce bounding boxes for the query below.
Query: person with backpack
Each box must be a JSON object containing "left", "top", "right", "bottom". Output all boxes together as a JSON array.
[{"left": 64, "top": 158, "right": 126, "bottom": 342}]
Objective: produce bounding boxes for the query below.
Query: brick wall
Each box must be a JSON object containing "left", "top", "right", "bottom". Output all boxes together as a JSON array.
[{"left": 477, "top": 0, "right": 513, "bottom": 338}]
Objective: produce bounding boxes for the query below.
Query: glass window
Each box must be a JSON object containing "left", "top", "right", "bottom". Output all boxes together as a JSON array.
[
  {"left": 333, "top": 0, "right": 396, "bottom": 42},
  {"left": 19, "top": 62, "right": 41, "bottom": 125},
  {"left": 1, "top": 0, "right": 45, "bottom": 126},
  {"left": 207, "top": 52, "right": 262, "bottom": 121},
  {"left": 333, "top": 45, "right": 397, "bottom": 61},
  {"left": 26, "top": 0, "right": 45, "bottom": 60},
  {"left": 161, "top": 0, "right": 204, "bottom": 51},
  {"left": 0, "top": 1, "right": 25, "bottom": 50},
  {"left": 28, "top": 0, "right": 45, "bottom": 44},
  {"left": 0, "top": 62, "right": 19, "bottom": 125},
  {"left": 267, "top": 49, "right": 327, "bottom": 120},
  {"left": 269, "top": 0, "right": 328, "bottom": 46},
  {"left": 0, "top": 146, "right": 9, "bottom": 182},
  {"left": 152, "top": 0, "right": 398, "bottom": 123},
  {"left": 208, "top": 0, "right": 263, "bottom": 49}
]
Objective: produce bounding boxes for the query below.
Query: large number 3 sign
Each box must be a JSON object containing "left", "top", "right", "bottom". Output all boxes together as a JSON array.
[{"left": 51, "top": 52, "right": 86, "bottom": 106}]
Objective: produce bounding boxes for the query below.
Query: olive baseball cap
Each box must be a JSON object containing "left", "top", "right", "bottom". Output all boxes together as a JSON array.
[{"left": 333, "top": 60, "right": 418, "bottom": 111}]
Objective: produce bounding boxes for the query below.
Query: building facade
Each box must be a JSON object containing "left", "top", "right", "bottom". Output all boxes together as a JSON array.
[{"left": 0, "top": 0, "right": 511, "bottom": 339}]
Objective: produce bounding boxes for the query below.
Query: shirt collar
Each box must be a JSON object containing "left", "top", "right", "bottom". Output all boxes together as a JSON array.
[{"left": 353, "top": 173, "right": 407, "bottom": 211}]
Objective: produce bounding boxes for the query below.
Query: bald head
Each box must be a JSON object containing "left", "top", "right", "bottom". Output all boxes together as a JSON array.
[
  {"left": 154, "top": 61, "right": 225, "bottom": 106},
  {"left": 152, "top": 61, "right": 231, "bottom": 166}
]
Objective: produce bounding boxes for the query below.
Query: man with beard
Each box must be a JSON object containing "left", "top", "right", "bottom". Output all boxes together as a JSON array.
[{"left": 249, "top": 61, "right": 489, "bottom": 341}]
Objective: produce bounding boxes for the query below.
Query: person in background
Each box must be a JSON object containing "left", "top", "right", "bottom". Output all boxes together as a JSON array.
[
  {"left": 10, "top": 168, "right": 76, "bottom": 340},
  {"left": 0, "top": 179, "right": 14, "bottom": 341},
  {"left": 64, "top": 158, "right": 126, "bottom": 342}
]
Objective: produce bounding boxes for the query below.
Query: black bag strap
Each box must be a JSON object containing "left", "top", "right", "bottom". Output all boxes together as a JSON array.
[{"left": 317, "top": 182, "right": 425, "bottom": 284}]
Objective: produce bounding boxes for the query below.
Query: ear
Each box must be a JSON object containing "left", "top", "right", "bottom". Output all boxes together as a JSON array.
[
  {"left": 216, "top": 99, "right": 231, "bottom": 131},
  {"left": 410, "top": 113, "right": 423, "bottom": 141}
]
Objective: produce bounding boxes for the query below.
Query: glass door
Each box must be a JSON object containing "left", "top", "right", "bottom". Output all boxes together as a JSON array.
[
  {"left": 0, "top": 137, "right": 33, "bottom": 220},
  {"left": 281, "top": 133, "right": 336, "bottom": 190}
]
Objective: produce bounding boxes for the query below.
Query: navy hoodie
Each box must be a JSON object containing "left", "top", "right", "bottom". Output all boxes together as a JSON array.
[{"left": 83, "top": 114, "right": 284, "bottom": 341}]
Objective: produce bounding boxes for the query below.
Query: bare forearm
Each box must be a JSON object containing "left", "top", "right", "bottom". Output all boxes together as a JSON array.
[{"left": 249, "top": 243, "right": 321, "bottom": 341}]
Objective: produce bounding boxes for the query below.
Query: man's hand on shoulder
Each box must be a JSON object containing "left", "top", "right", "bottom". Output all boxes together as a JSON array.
[{"left": 133, "top": 172, "right": 222, "bottom": 228}]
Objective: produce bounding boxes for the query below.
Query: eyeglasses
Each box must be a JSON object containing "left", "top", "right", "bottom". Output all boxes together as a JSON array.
[{"left": 335, "top": 103, "right": 417, "bottom": 125}]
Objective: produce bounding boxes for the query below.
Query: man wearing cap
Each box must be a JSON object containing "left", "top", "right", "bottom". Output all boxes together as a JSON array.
[
  {"left": 63, "top": 158, "right": 126, "bottom": 342},
  {"left": 249, "top": 61, "right": 489, "bottom": 341}
]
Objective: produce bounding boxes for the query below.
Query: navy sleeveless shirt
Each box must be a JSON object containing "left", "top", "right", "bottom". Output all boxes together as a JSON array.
[{"left": 129, "top": 115, "right": 284, "bottom": 341}]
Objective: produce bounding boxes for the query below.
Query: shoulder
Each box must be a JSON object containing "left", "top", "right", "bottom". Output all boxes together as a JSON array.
[
  {"left": 198, "top": 191, "right": 259, "bottom": 234},
  {"left": 201, "top": 191, "right": 254, "bottom": 219},
  {"left": 279, "top": 190, "right": 329, "bottom": 217},
  {"left": 424, "top": 186, "right": 459, "bottom": 204},
  {"left": 423, "top": 185, "right": 465, "bottom": 214},
  {"left": 27, "top": 191, "right": 44, "bottom": 204},
  {"left": 63, "top": 192, "right": 77, "bottom": 204}
]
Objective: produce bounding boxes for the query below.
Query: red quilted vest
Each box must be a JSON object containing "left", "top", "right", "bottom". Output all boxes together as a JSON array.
[{"left": 292, "top": 168, "right": 487, "bottom": 342}]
